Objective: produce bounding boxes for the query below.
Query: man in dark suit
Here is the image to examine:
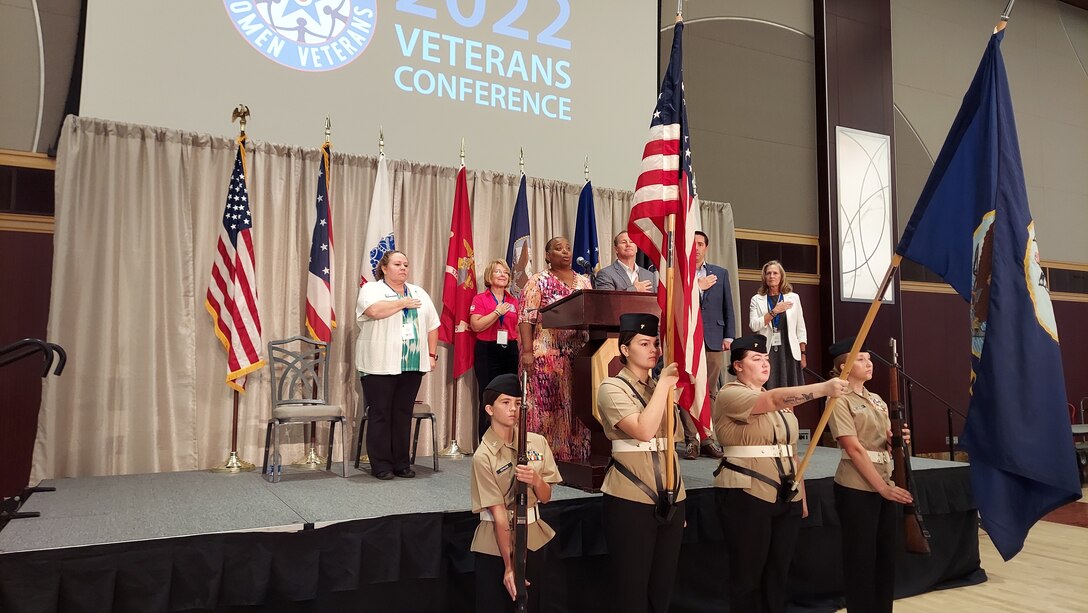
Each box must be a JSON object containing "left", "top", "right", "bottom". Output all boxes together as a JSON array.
[
  {"left": 593, "top": 231, "right": 655, "bottom": 292},
  {"left": 682, "top": 230, "right": 734, "bottom": 459}
]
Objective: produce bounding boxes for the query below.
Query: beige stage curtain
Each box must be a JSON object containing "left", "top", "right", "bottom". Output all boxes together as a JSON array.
[{"left": 32, "top": 116, "right": 736, "bottom": 481}]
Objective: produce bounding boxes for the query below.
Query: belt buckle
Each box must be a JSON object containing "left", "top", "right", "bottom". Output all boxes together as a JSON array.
[{"left": 778, "top": 444, "right": 791, "bottom": 458}]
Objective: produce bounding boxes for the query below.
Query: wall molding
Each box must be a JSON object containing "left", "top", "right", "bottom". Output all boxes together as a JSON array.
[
  {"left": 0, "top": 148, "right": 55, "bottom": 171},
  {"left": 739, "top": 269, "right": 820, "bottom": 286},
  {"left": 0, "top": 213, "right": 54, "bottom": 234},
  {"left": 735, "top": 228, "right": 819, "bottom": 246}
]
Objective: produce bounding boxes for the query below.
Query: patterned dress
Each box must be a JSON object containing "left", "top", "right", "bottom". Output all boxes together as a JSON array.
[{"left": 519, "top": 269, "right": 593, "bottom": 461}]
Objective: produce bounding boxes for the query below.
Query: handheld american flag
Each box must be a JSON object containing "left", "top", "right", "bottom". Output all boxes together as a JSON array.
[
  {"left": 205, "top": 136, "right": 265, "bottom": 392},
  {"left": 305, "top": 141, "right": 336, "bottom": 342},
  {"left": 627, "top": 19, "right": 710, "bottom": 435}
]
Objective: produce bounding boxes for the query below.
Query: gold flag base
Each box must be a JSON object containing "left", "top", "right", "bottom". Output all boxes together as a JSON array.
[
  {"left": 358, "top": 453, "right": 370, "bottom": 465},
  {"left": 210, "top": 451, "right": 255, "bottom": 473},
  {"left": 436, "top": 439, "right": 470, "bottom": 459},
  {"left": 292, "top": 446, "right": 326, "bottom": 468}
]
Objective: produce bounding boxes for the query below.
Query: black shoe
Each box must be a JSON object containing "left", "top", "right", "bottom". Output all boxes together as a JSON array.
[
  {"left": 393, "top": 468, "right": 416, "bottom": 479},
  {"left": 700, "top": 441, "right": 725, "bottom": 459},
  {"left": 683, "top": 441, "right": 700, "bottom": 460},
  {"left": 373, "top": 470, "right": 394, "bottom": 480}
]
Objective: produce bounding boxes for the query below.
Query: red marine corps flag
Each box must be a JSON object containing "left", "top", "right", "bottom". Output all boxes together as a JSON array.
[
  {"left": 626, "top": 17, "right": 710, "bottom": 435},
  {"left": 439, "top": 164, "right": 477, "bottom": 378}
]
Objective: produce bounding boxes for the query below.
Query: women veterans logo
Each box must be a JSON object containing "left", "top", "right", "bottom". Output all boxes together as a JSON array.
[{"left": 224, "top": 0, "right": 377, "bottom": 72}]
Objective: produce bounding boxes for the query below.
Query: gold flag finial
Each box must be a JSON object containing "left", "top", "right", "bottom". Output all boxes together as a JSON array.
[
  {"left": 460, "top": 138, "right": 465, "bottom": 167},
  {"left": 231, "top": 104, "right": 250, "bottom": 136},
  {"left": 519, "top": 147, "right": 524, "bottom": 174},
  {"left": 324, "top": 116, "right": 331, "bottom": 143},
  {"left": 378, "top": 126, "right": 384, "bottom": 157},
  {"left": 584, "top": 155, "right": 590, "bottom": 182}
]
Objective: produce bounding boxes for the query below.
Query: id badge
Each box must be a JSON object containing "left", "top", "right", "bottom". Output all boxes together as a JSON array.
[
  {"left": 496, "top": 330, "right": 509, "bottom": 346},
  {"left": 402, "top": 323, "right": 416, "bottom": 341},
  {"left": 770, "top": 331, "right": 782, "bottom": 347}
]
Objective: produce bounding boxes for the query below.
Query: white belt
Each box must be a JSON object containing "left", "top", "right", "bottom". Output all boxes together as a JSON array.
[
  {"left": 480, "top": 505, "right": 539, "bottom": 524},
  {"left": 721, "top": 444, "right": 795, "bottom": 458},
  {"left": 612, "top": 437, "right": 670, "bottom": 453},
  {"left": 843, "top": 449, "right": 891, "bottom": 464}
]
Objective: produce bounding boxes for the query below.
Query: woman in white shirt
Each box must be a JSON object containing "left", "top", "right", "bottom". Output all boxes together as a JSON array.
[
  {"left": 748, "top": 260, "right": 807, "bottom": 390},
  {"left": 355, "top": 250, "right": 440, "bottom": 480}
]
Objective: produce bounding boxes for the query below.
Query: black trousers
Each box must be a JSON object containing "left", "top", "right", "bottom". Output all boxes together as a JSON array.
[
  {"left": 474, "top": 340, "right": 519, "bottom": 441},
  {"left": 716, "top": 488, "right": 801, "bottom": 613},
  {"left": 360, "top": 372, "right": 423, "bottom": 473},
  {"left": 474, "top": 546, "right": 546, "bottom": 612},
  {"left": 602, "top": 494, "right": 686, "bottom": 613},
  {"left": 834, "top": 484, "right": 897, "bottom": 613}
]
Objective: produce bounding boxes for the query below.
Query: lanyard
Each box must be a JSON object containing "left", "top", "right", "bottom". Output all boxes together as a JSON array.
[
  {"left": 385, "top": 281, "right": 411, "bottom": 315},
  {"left": 490, "top": 290, "right": 506, "bottom": 327},
  {"left": 767, "top": 294, "right": 782, "bottom": 328}
]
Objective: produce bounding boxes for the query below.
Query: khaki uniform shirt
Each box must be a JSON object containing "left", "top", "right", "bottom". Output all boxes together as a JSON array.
[
  {"left": 712, "top": 381, "right": 802, "bottom": 503},
  {"left": 828, "top": 388, "right": 893, "bottom": 492},
  {"left": 597, "top": 367, "right": 687, "bottom": 505},
  {"left": 470, "top": 429, "right": 561, "bottom": 556}
]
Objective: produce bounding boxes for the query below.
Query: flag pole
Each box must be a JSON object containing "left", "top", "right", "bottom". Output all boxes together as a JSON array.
[
  {"left": 212, "top": 104, "right": 257, "bottom": 474},
  {"left": 793, "top": 254, "right": 902, "bottom": 485},
  {"left": 437, "top": 137, "right": 471, "bottom": 459},
  {"left": 664, "top": 214, "right": 677, "bottom": 494}
]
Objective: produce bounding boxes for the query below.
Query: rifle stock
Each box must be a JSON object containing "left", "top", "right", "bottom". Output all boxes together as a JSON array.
[
  {"left": 514, "top": 371, "right": 530, "bottom": 611},
  {"left": 888, "top": 339, "right": 932, "bottom": 555}
]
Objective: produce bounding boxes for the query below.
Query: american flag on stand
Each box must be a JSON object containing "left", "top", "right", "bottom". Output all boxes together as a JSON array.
[
  {"left": 305, "top": 141, "right": 336, "bottom": 342},
  {"left": 627, "top": 18, "right": 710, "bottom": 435},
  {"left": 205, "top": 136, "right": 265, "bottom": 392}
]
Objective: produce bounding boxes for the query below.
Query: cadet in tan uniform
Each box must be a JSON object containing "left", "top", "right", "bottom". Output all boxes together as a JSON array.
[
  {"left": 597, "top": 313, "right": 685, "bottom": 613},
  {"left": 470, "top": 374, "right": 561, "bottom": 612},
  {"left": 713, "top": 334, "right": 849, "bottom": 613},
  {"left": 826, "top": 338, "right": 913, "bottom": 613}
]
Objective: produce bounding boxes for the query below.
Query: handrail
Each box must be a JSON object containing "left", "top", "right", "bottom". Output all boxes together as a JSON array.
[
  {"left": 46, "top": 342, "right": 65, "bottom": 375},
  {"left": 0, "top": 338, "right": 53, "bottom": 377}
]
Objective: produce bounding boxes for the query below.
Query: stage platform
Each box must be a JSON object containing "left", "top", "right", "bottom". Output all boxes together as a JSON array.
[{"left": 0, "top": 447, "right": 985, "bottom": 612}]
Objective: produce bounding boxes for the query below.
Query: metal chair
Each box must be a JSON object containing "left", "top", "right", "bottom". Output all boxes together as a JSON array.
[
  {"left": 354, "top": 401, "right": 439, "bottom": 472},
  {"left": 262, "top": 336, "right": 346, "bottom": 482}
]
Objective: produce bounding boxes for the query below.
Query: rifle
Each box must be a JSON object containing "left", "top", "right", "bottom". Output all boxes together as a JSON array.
[
  {"left": 888, "top": 338, "right": 932, "bottom": 555},
  {"left": 513, "top": 370, "right": 529, "bottom": 612}
]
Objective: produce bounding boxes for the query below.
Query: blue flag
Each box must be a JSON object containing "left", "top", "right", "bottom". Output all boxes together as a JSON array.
[
  {"left": 505, "top": 174, "right": 532, "bottom": 296},
  {"left": 896, "top": 30, "right": 1080, "bottom": 560},
  {"left": 572, "top": 180, "right": 599, "bottom": 275}
]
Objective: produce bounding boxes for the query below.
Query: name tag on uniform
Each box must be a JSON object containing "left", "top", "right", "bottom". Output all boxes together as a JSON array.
[
  {"left": 496, "top": 329, "right": 509, "bottom": 346},
  {"left": 496, "top": 462, "right": 513, "bottom": 474},
  {"left": 402, "top": 322, "right": 416, "bottom": 340},
  {"left": 770, "top": 331, "right": 782, "bottom": 347}
]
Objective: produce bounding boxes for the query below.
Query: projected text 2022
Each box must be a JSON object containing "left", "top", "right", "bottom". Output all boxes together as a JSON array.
[{"left": 393, "top": 0, "right": 574, "bottom": 121}]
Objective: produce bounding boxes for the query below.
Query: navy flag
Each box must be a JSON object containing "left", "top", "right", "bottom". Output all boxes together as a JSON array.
[
  {"left": 571, "top": 180, "right": 599, "bottom": 276},
  {"left": 896, "top": 30, "right": 1080, "bottom": 560},
  {"left": 505, "top": 174, "right": 532, "bottom": 296}
]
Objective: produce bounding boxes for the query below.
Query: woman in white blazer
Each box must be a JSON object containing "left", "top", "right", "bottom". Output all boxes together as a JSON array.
[{"left": 748, "top": 260, "right": 807, "bottom": 389}]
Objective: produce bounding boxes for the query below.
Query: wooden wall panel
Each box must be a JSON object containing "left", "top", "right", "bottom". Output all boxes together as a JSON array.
[{"left": 0, "top": 230, "right": 53, "bottom": 497}]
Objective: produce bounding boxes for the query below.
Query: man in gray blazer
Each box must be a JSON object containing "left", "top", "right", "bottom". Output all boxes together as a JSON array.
[{"left": 593, "top": 231, "right": 655, "bottom": 292}]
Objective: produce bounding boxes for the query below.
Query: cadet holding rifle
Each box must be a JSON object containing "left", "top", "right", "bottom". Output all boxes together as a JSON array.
[
  {"left": 826, "top": 338, "right": 914, "bottom": 613},
  {"left": 470, "top": 374, "right": 561, "bottom": 612}
]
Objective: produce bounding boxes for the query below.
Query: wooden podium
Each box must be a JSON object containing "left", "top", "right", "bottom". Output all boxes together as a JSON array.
[{"left": 539, "top": 290, "right": 661, "bottom": 491}]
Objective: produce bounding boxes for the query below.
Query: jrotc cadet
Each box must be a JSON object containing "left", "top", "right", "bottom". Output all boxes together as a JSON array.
[
  {"left": 470, "top": 374, "right": 561, "bottom": 612},
  {"left": 826, "top": 338, "right": 913, "bottom": 613},
  {"left": 713, "top": 334, "right": 849, "bottom": 613},
  {"left": 597, "top": 313, "right": 685, "bottom": 613}
]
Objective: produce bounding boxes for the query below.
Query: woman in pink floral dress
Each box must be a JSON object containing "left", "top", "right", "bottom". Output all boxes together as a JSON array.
[{"left": 517, "top": 236, "right": 593, "bottom": 462}]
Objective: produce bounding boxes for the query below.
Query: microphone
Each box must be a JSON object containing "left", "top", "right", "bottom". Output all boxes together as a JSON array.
[{"left": 576, "top": 256, "right": 590, "bottom": 269}]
